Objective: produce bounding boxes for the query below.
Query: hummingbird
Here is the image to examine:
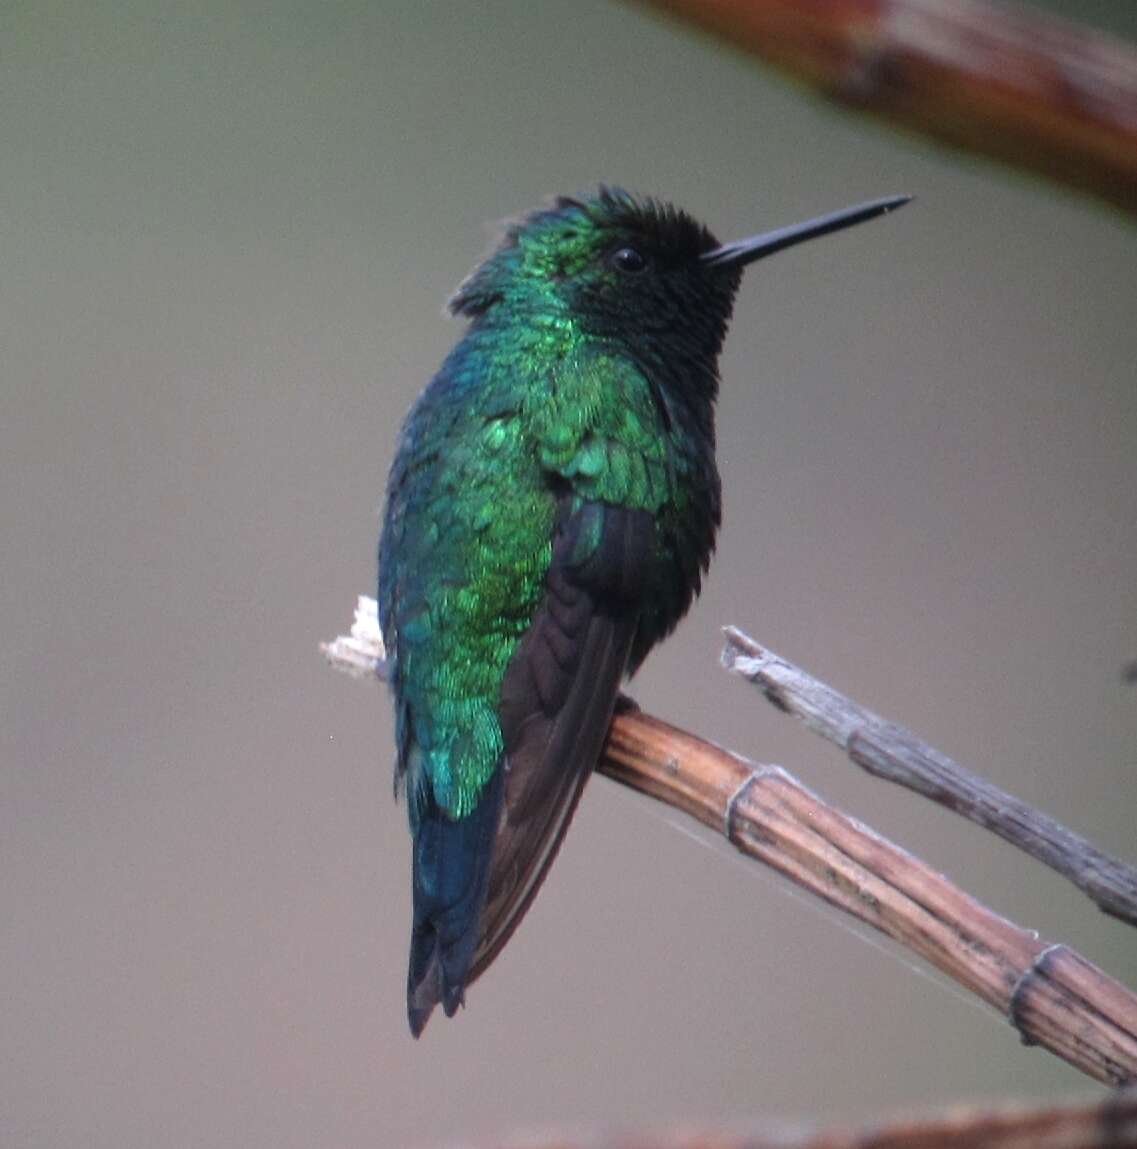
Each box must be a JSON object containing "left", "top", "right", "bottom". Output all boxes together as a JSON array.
[{"left": 378, "top": 188, "right": 908, "bottom": 1035}]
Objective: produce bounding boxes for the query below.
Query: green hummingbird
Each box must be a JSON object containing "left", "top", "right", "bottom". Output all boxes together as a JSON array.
[{"left": 378, "top": 188, "right": 908, "bottom": 1035}]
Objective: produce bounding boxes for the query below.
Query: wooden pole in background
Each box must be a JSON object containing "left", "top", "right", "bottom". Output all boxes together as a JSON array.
[{"left": 633, "top": 0, "right": 1137, "bottom": 216}]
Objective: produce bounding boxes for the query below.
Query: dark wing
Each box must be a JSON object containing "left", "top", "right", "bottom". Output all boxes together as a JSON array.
[{"left": 468, "top": 499, "right": 654, "bottom": 983}]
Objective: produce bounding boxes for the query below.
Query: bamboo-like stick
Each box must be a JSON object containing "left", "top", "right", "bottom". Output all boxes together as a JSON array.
[
  {"left": 631, "top": 0, "right": 1137, "bottom": 216},
  {"left": 322, "top": 597, "right": 1137, "bottom": 1085},
  {"left": 466, "top": 1089, "right": 1137, "bottom": 1149},
  {"left": 603, "top": 712, "right": 1137, "bottom": 1086},
  {"left": 721, "top": 626, "right": 1137, "bottom": 926}
]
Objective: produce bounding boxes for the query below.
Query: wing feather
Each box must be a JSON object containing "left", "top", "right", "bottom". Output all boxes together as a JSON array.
[{"left": 468, "top": 502, "right": 653, "bottom": 982}]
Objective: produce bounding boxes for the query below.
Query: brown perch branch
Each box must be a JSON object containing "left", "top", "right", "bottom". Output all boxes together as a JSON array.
[
  {"left": 631, "top": 0, "right": 1137, "bottom": 216},
  {"left": 322, "top": 597, "right": 1137, "bottom": 1086},
  {"left": 467, "top": 1089, "right": 1137, "bottom": 1149},
  {"left": 721, "top": 625, "right": 1137, "bottom": 926}
]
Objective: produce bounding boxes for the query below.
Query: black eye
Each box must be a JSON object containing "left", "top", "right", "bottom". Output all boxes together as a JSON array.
[{"left": 609, "top": 246, "right": 647, "bottom": 274}]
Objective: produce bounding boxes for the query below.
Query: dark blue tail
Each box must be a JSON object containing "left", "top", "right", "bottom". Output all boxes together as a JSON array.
[{"left": 407, "top": 769, "right": 504, "bottom": 1037}]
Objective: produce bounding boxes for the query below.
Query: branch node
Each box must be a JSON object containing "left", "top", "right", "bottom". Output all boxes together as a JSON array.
[
  {"left": 1008, "top": 943, "right": 1068, "bottom": 1047},
  {"left": 724, "top": 771, "right": 762, "bottom": 840}
]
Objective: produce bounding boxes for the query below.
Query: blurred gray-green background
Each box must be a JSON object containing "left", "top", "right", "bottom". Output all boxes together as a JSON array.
[{"left": 3, "top": 2, "right": 1136, "bottom": 1146}]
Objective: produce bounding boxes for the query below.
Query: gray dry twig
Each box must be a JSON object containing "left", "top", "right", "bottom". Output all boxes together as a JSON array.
[{"left": 721, "top": 626, "right": 1137, "bottom": 927}]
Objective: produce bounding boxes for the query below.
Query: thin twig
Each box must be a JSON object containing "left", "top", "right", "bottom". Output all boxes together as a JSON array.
[
  {"left": 632, "top": 0, "right": 1137, "bottom": 217},
  {"left": 322, "top": 596, "right": 1137, "bottom": 1084},
  {"left": 465, "top": 1089, "right": 1137, "bottom": 1148},
  {"left": 721, "top": 626, "right": 1137, "bottom": 927}
]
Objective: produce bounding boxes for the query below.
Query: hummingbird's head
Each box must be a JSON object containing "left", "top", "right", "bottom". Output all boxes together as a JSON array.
[
  {"left": 449, "top": 188, "right": 910, "bottom": 371},
  {"left": 449, "top": 188, "right": 743, "bottom": 365}
]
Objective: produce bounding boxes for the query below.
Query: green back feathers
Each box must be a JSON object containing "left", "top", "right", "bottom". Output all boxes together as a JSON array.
[{"left": 381, "top": 188, "right": 735, "bottom": 820}]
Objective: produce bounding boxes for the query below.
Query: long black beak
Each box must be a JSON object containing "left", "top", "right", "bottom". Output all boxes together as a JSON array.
[{"left": 700, "top": 195, "right": 911, "bottom": 270}]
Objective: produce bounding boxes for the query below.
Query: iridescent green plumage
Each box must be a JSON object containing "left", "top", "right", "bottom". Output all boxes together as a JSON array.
[
  {"left": 382, "top": 193, "right": 724, "bottom": 820},
  {"left": 378, "top": 187, "right": 908, "bottom": 1035}
]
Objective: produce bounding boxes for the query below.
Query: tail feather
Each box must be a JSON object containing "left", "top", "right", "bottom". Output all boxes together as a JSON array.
[{"left": 406, "top": 769, "right": 504, "bottom": 1036}]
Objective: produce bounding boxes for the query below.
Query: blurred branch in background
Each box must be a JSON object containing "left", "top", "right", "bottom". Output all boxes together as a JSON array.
[
  {"left": 467, "top": 1090, "right": 1136, "bottom": 1148},
  {"left": 323, "top": 597, "right": 1137, "bottom": 1086},
  {"left": 722, "top": 627, "right": 1137, "bottom": 925},
  {"left": 631, "top": 0, "right": 1137, "bottom": 216}
]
